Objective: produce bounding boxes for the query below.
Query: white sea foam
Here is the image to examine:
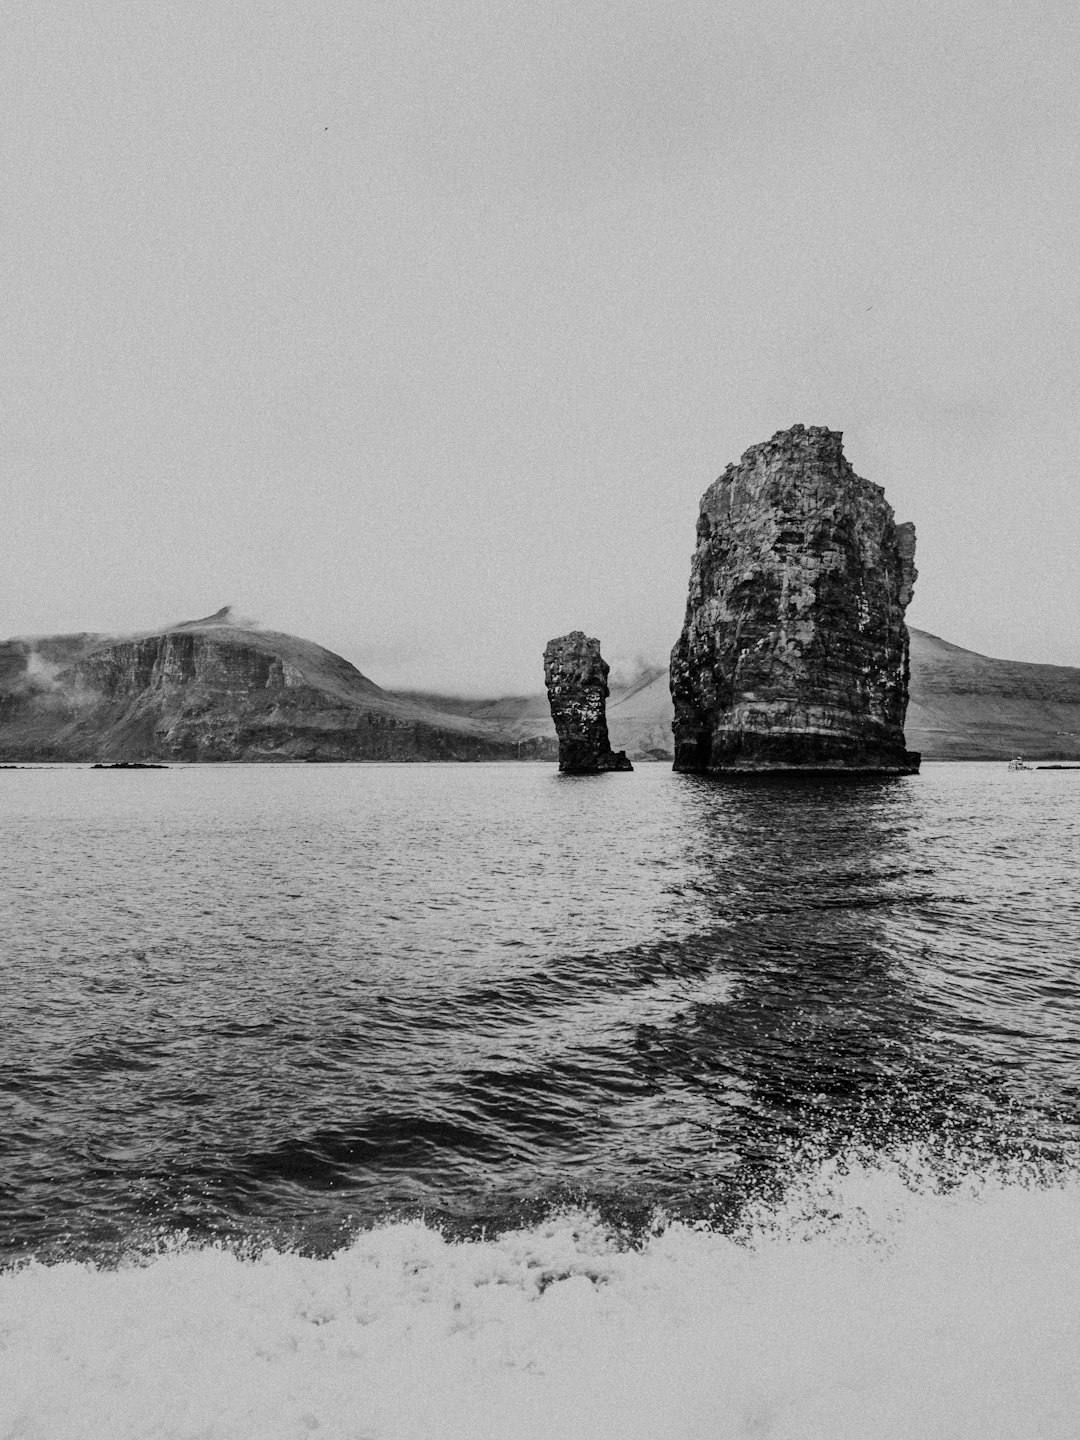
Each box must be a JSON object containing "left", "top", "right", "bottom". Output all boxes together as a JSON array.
[{"left": 3, "top": 1151, "right": 1079, "bottom": 1440}]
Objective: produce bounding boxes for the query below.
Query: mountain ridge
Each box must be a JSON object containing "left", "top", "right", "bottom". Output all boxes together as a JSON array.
[
  {"left": 2, "top": 615, "right": 1078, "bottom": 762},
  {"left": 0, "top": 614, "right": 554, "bottom": 763}
]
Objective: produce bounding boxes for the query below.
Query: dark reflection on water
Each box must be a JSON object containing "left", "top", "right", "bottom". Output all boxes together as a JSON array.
[
  {"left": 1, "top": 762, "right": 1078, "bottom": 1261},
  {"left": 628, "top": 780, "right": 978, "bottom": 1202}
]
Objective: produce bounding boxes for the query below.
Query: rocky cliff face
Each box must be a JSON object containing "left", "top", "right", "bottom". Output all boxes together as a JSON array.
[
  {"left": 543, "top": 632, "right": 632, "bottom": 773},
  {"left": 0, "top": 614, "right": 548, "bottom": 763},
  {"left": 670, "top": 425, "right": 920, "bottom": 773}
]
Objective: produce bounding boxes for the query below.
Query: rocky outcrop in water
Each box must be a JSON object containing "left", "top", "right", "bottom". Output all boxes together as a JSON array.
[
  {"left": 670, "top": 425, "right": 920, "bottom": 773},
  {"left": 543, "top": 632, "right": 633, "bottom": 773}
]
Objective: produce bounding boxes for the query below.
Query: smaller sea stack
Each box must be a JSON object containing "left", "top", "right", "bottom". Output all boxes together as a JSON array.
[{"left": 543, "top": 633, "right": 633, "bottom": 774}]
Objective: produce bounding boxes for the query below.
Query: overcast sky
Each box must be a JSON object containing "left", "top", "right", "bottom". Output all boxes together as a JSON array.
[{"left": 3, "top": 1, "right": 1078, "bottom": 692}]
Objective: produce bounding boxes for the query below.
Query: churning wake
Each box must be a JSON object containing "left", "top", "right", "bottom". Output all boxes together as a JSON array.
[{"left": 4, "top": 1149, "right": 1079, "bottom": 1440}]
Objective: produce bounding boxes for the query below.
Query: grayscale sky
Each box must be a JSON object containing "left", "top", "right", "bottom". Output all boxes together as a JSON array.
[{"left": 3, "top": 1, "right": 1078, "bottom": 693}]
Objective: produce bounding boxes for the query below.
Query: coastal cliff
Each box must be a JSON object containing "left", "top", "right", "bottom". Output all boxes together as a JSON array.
[
  {"left": 543, "top": 633, "right": 632, "bottom": 774},
  {"left": 670, "top": 425, "right": 919, "bottom": 773},
  {"left": 0, "top": 609, "right": 552, "bottom": 763}
]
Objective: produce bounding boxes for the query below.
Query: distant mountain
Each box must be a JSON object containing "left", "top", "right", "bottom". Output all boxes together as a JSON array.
[
  {"left": 905, "top": 629, "right": 1080, "bottom": 760},
  {"left": 0, "top": 612, "right": 555, "bottom": 763},
  {"left": 395, "top": 669, "right": 675, "bottom": 759},
  {"left": 3, "top": 614, "right": 1077, "bottom": 763},
  {"left": 394, "top": 689, "right": 552, "bottom": 743},
  {"left": 397, "top": 668, "right": 670, "bottom": 759}
]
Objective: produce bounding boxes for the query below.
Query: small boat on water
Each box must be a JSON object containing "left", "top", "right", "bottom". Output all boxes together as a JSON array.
[{"left": 1007, "top": 754, "right": 1032, "bottom": 770}]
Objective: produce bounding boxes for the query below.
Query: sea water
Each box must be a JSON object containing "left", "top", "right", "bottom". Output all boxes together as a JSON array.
[{"left": 1, "top": 762, "right": 1079, "bottom": 1437}]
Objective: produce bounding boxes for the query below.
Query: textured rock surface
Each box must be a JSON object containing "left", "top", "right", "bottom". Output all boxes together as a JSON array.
[
  {"left": 670, "top": 425, "right": 920, "bottom": 772},
  {"left": 543, "top": 632, "right": 632, "bottom": 773},
  {"left": 0, "top": 611, "right": 554, "bottom": 763}
]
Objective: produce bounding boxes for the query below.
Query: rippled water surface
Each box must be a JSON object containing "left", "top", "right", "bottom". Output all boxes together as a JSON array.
[{"left": 2, "top": 761, "right": 1079, "bottom": 1262}]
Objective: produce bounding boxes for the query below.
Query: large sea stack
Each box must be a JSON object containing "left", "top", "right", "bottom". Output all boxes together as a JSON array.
[
  {"left": 670, "top": 425, "right": 919, "bottom": 773},
  {"left": 543, "top": 632, "right": 633, "bottom": 774}
]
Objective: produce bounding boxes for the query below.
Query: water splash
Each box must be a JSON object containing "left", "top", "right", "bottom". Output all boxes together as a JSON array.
[{"left": 4, "top": 1148, "right": 1079, "bottom": 1440}]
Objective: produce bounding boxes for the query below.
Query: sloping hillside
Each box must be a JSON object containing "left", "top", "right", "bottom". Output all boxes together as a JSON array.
[
  {"left": 395, "top": 690, "right": 552, "bottom": 743},
  {"left": 605, "top": 668, "right": 674, "bottom": 759},
  {"left": 397, "top": 672, "right": 675, "bottom": 758},
  {"left": 0, "top": 610, "right": 554, "bottom": 763},
  {"left": 905, "top": 629, "right": 1080, "bottom": 760}
]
